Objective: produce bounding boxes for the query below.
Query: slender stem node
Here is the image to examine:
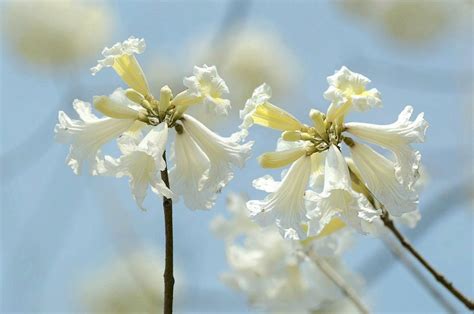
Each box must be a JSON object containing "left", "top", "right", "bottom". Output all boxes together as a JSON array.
[
  {"left": 161, "top": 151, "right": 174, "bottom": 314},
  {"left": 380, "top": 209, "right": 474, "bottom": 310}
]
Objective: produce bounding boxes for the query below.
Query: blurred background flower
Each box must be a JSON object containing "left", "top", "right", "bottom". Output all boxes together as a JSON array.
[
  {"left": 1, "top": 0, "right": 114, "bottom": 70},
  {"left": 79, "top": 249, "right": 174, "bottom": 313}
]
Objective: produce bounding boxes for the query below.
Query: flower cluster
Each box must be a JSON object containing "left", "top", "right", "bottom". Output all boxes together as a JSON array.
[
  {"left": 241, "top": 66, "right": 428, "bottom": 239},
  {"left": 212, "top": 194, "right": 363, "bottom": 313},
  {"left": 55, "top": 37, "right": 253, "bottom": 210}
]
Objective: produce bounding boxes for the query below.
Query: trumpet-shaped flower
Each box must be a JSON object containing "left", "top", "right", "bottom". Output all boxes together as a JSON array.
[
  {"left": 324, "top": 66, "right": 381, "bottom": 122},
  {"left": 182, "top": 114, "right": 253, "bottom": 192},
  {"left": 102, "top": 123, "right": 173, "bottom": 210},
  {"left": 170, "top": 127, "right": 213, "bottom": 210},
  {"left": 55, "top": 99, "right": 138, "bottom": 175},
  {"left": 240, "top": 83, "right": 304, "bottom": 132},
  {"left": 345, "top": 105, "right": 428, "bottom": 188},
  {"left": 349, "top": 141, "right": 418, "bottom": 216},
  {"left": 306, "top": 145, "right": 378, "bottom": 236},
  {"left": 91, "top": 36, "right": 150, "bottom": 96},
  {"left": 178, "top": 65, "right": 230, "bottom": 115},
  {"left": 56, "top": 36, "right": 252, "bottom": 212},
  {"left": 247, "top": 155, "right": 312, "bottom": 239}
]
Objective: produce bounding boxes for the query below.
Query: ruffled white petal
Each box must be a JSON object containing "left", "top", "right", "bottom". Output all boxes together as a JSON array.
[
  {"left": 345, "top": 105, "right": 428, "bottom": 188},
  {"left": 91, "top": 37, "right": 149, "bottom": 96},
  {"left": 324, "top": 66, "right": 381, "bottom": 118},
  {"left": 349, "top": 141, "right": 418, "bottom": 216},
  {"left": 170, "top": 127, "right": 213, "bottom": 210},
  {"left": 240, "top": 83, "right": 272, "bottom": 130},
  {"left": 252, "top": 175, "right": 281, "bottom": 193},
  {"left": 182, "top": 64, "right": 230, "bottom": 115},
  {"left": 306, "top": 145, "right": 378, "bottom": 236},
  {"left": 247, "top": 155, "right": 312, "bottom": 239},
  {"left": 102, "top": 123, "right": 173, "bottom": 210},
  {"left": 240, "top": 83, "right": 304, "bottom": 132},
  {"left": 182, "top": 114, "right": 253, "bottom": 194},
  {"left": 55, "top": 100, "right": 136, "bottom": 175}
]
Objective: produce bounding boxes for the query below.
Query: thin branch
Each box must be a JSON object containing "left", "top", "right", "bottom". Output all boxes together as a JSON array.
[
  {"left": 306, "top": 251, "right": 370, "bottom": 314},
  {"left": 360, "top": 177, "right": 472, "bottom": 285},
  {"left": 379, "top": 232, "right": 458, "bottom": 313},
  {"left": 161, "top": 151, "right": 174, "bottom": 314},
  {"left": 380, "top": 209, "right": 474, "bottom": 310}
]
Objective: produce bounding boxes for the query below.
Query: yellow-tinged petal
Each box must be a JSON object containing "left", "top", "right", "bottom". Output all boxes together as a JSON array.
[
  {"left": 300, "top": 218, "right": 346, "bottom": 246},
  {"left": 93, "top": 92, "right": 140, "bottom": 120},
  {"left": 316, "top": 217, "right": 346, "bottom": 238},
  {"left": 258, "top": 147, "right": 307, "bottom": 169},
  {"left": 252, "top": 102, "right": 304, "bottom": 131},
  {"left": 113, "top": 54, "right": 150, "bottom": 96}
]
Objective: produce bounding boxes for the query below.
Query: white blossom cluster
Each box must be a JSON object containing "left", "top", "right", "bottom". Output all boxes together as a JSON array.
[
  {"left": 241, "top": 66, "right": 428, "bottom": 239},
  {"left": 55, "top": 37, "right": 253, "bottom": 210},
  {"left": 212, "top": 194, "right": 363, "bottom": 313}
]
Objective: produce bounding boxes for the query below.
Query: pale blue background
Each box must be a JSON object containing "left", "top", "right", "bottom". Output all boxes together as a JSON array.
[{"left": 1, "top": 1, "right": 473, "bottom": 313}]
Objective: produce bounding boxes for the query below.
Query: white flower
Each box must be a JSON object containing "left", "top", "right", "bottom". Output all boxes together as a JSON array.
[
  {"left": 306, "top": 145, "right": 379, "bottom": 236},
  {"left": 102, "top": 123, "right": 173, "bottom": 210},
  {"left": 182, "top": 114, "right": 253, "bottom": 192},
  {"left": 214, "top": 194, "right": 363, "bottom": 313},
  {"left": 240, "top": 83, "right": 304, "bottom": 132},
  {"left": 247, "top": 155, "right": 312, "bottom": 239},
  {"left": 324, "top": 66, "right": 381, "bottom": 121},
  {"left": 170, "top": 126, "right": 213, "bottom": 210},
  {"left": 91, "top": 36, "right": 150, "bottom": 96},
  {"left": 180, "top": 65, "right": 230, "bottom": 115},
  {"left": 349, "top": 141, "right": 418, "bottom": 216},
  {"left": 211, "top": 193, "right": 260, "bottom": 241},
  {"left": 1, "top": 0, "right": 113, "bottom": 68},
  {"left": 345, "top": 105, "right": 428, "bottom": 188},
  {"left": 55, "top": 99, "right": 138, "bottom": 175}
]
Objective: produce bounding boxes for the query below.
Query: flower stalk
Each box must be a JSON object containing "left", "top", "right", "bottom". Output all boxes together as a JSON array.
[
  {"left": 380, "top": 209, "right": 474, "bottom": 310},
  {"left": 160, "top": 151, "right": 174, "bottom": 314}
]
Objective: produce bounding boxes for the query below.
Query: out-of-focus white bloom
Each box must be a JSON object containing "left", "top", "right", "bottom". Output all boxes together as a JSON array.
[
  {"left": 79, "top": 249, "right": 181, "bottom": 313},
  {"left": 102, "top": 123, "right": 174, "bottom": 210},
  {"left": 55, "top": 98, "right": 139, "bottom": 175},
  {"left": 211, "top": 193, "right": 260, "bottom": 241},
  {"left": 248, "top": 156, "right": 312, "bottom": 239},
  {"left": 177, "top": 65, "right": 230, "bottom": 115},
  {"left": 336, "top": 0, "right": 469, "bottom": 47},
  {"left": 1, "top": 0, "right": 113, "bottom": 68},
  {"left": 349, "top": 141, "right": 418, "bottom": 216},
  {"left": 306, "top": 145, "right": 378, "bottom": 236},
  {"left": 240, "top": 83, "right": 305, "bottom": 132},
  {"left": 213, "top": 194, "right": 364, "bottom": 313},
  {"left": 346, "top": 105, "right": 428, "bottom": 188},
  {"left": 324, "top": 66, "right": 382, "bottom": 122},
  {"left": 91, "top": 36, "right": 150, "bottom": 96},
  {"left": 182, "top": 114, "right": 253, "bottom": 192}
]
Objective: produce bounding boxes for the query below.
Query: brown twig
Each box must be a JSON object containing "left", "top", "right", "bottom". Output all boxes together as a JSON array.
[
  {"left": 307, "top": 251, "right": 370, "bottom": 314},
  {"left": 380, "top": 209, "right": 474, "bottom": 310},
  {"left": 161, "top": 151, "right": 174, "bottom": 314}
]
